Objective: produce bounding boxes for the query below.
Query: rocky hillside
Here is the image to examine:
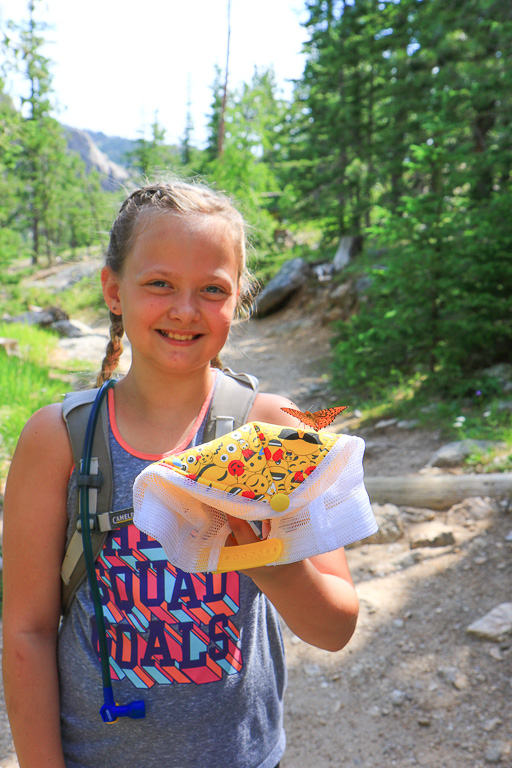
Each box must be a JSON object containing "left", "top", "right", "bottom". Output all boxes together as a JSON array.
[{"left": 64, "top": 126, "right": 130, "bottom": 191}]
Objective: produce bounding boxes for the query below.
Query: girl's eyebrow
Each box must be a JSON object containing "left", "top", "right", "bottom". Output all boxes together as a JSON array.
[{"left": 137, "top": 266, "right": 235, "bottom": 282}]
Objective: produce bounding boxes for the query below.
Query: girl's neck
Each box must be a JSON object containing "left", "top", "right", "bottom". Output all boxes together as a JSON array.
[{"left": 111, "top": 364, "right": 217, "bottom": 454}]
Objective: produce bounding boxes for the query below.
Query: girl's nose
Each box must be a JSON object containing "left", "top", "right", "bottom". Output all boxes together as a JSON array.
[{"left": 168, "top": 292, "right": 200, "bottom": 324}]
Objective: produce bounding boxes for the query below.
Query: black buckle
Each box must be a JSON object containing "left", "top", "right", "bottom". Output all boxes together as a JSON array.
[{"left": 77, "top": 472, "right": 103, "bottom": 488}]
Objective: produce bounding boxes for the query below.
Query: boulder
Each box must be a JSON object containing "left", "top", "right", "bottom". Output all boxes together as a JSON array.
[
  {"left": 349, "top": 503, "right": 404, "bottom": 546},
  {"left": 409, "top": 521, "right": 456, "bottom": 549},
  {"left": 5, "top": 309, "right": 55, "bottom": 327},
  {"left": 466, "top": 603, "right": 512, "bottom": 641},
  {"left": 52, "top": 320, "right": 85, "bottom": 338},
  {"left": 482, "top": 363, "right": 512, "bottom": 392},
  {"left": 255, "top": 258, "right": 308, "bottom": 317},
  {"left": 367, "top": 503, "right": 405, "bottom": 543},
  {"left": 427, "top": 439, "right": 500, "bottom": 468}
]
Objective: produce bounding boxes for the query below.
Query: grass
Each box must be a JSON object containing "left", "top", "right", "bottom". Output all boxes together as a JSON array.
[
  {"left": 0, "top": 323, "right": 70, "bottom": 462},
  {"left": 1, "top": 245, "right": 107, "bottom": 324},
  {"left": 339, "top": 373, "right": 512, "bottom": 472}
]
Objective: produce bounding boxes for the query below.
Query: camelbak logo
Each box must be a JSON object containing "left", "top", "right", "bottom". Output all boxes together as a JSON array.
[{"left": 112, "top": 511, "right": 134, "bottom": 526}]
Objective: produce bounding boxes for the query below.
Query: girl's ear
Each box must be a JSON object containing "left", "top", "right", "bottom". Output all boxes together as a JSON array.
[{"left": 101, "top": 266, "right": 122, "bottom": 314}]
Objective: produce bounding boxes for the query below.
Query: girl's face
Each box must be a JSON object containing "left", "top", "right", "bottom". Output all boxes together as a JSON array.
[{"left": 102, "top": 212, "right": 240, "bottom": 376}]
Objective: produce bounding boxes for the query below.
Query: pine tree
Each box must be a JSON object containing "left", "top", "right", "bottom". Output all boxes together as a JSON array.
[
  {"left": 125, "top": 112, "right": 177, "bottom": 177},
  {"left": 2, "top": 0, "right": 98, "bottom": 264}
]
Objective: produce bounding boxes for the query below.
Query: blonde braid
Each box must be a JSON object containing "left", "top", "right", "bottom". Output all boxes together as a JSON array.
[
  {"left": 95, "top": 312, "right": 125, "bottom": 387},
  {"left": 210, "top": 354, "right": 223, "bottom": 370}
]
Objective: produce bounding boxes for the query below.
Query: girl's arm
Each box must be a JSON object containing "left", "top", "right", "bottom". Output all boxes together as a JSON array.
[
  {"left": 2, "top": 404, "right": 71, "bottom": 768},
  {"left": 227, "top": 392, "right": 360, "bottom": 652}
]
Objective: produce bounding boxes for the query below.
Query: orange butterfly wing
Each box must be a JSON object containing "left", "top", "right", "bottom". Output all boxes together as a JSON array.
[
  {"left": 281, "top": 405, "right": 348, "bottom": 431},
  {"left": 280, "top": 407, "right": 319, "bottom": 430},
  {"left": 313, "top": 406, "right": 348, "bottom": 429}
]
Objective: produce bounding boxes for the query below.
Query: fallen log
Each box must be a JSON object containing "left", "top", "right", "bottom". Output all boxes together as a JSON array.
[{"left": 364, "top": 473, "right": 512, "bottom": 510}]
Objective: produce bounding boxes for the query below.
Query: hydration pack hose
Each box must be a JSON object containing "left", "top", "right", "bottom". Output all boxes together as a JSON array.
[{"left": 80, "top": 379, "right": 145, "bottom": 723}]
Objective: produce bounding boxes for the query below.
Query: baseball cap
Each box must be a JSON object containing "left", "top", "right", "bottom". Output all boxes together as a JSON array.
[{"left": 132, "top": 421, "right": 377, "bottom": 573}]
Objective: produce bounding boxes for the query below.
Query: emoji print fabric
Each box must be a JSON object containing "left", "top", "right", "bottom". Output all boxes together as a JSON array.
[{"left": 132, "top": 422, "right": 378, "bottom": 573}]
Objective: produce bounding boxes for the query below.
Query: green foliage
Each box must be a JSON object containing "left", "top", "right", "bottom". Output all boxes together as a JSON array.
[
  {"left": 0, "top": 320, "right": 58, "bottom": 366},
  {"left": 199, "top": 67, "right": 290, "bottom": 256},
  {"left": 287, "top": 0, "right": 512, "bottom": 400},
  {"left": 0, "top": 323, "right": 66, "bottom": 459},
  {"left": 0, "top": 1, "right": 111, "bottom": 268},
  {"left": 124, "top": 112, "right": 180, "bottom": 177},
  {"left": 331, "top": 137, "right": 512, "bottom": 399}
]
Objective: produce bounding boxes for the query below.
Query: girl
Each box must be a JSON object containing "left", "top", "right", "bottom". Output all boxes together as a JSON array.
[{"left": 3, "top": 181, "right": 360, "bottom": 768}]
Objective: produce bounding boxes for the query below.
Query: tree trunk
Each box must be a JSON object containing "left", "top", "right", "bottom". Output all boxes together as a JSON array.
[
  {"left": 217, "top": 0, "right": 231, "bottom": 159},
  {"left": 365, "top": 473, "right": 512, "bottom": 511}
]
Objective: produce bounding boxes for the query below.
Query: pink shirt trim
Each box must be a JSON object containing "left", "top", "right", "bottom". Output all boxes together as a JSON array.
[{"left": 107, "top": 371, "right": 218, "bottom": 460}]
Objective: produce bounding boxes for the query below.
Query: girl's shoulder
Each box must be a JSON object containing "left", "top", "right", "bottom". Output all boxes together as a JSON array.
[
  {"left": 248, "top": 392, "right": 300, "bottom": 428},
  {"left": 14, "top": 401, "right": 72, "bottom": 470}
]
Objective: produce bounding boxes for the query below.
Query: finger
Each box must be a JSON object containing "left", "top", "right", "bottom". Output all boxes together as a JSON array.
[{"left": 225, "top": 514, "right": 260, "bottom": 546}]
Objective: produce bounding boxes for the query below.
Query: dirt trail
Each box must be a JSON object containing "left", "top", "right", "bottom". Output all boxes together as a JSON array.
[{"left": 1, "top": 300, "right": 511, "bottom": 768}]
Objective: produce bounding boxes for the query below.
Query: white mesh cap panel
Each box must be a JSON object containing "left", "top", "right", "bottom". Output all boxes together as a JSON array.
[{"left": 133, "top": 432, "right": 378, "bottom": 572}]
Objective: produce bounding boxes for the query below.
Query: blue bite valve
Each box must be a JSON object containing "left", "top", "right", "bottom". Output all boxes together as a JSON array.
[{"left": 100, "top": 687, "right": 146, "bottom": 723}]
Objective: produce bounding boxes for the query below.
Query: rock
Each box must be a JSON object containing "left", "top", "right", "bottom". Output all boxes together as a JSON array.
[
  {"left": 0, "top": 337, "right": 19, "bottom": 356},
  {"left": 355, "top": 276, "right": 373, "bottom": 295},
  {"left": 448, "top": 496, "right": 498, "bottom": 520},
  {"left": 63, "top": 318, "right": 98, "bottom": 335},
  {"left": 5, "top": 309, "right": 55, "bottom": 327},
  {"left": 52, "top": 320, "right": 85, "bottom": 338},
  {"left": 64, "top": 126, "right": 130, "bottom": 192},
  {"left": 349, "top": 503, "right": 404, "bottom": 546},
  {"left": 482, "top": 363, "right": 512, "bottom": 392},
  {"left": 402, "top": 507, "right": 436, "bottom": 523},
  {"left": 417, "top": 716, "right": 431, "bottom": 727},
  {"left": 312, "top": 263, "right": 333, "bottom": 282},
  {"left": 409, "top": 521, "right": 455, "bottom": 549},
  {"left": 466, "top": 603, "right": 512, "bottom": 641},
  {"left": 255, "top": 258, "right": 308, "bottom": 317},
  {"left": 374, "top": 418, "right": 397, "bottom": 430},
  {"left": 389, "top": 689, "right": 406, "bottom": 706},
  {"left": 428, "top": 440, "right": 500, "bottom": 467},
  {"left": 484, "top": 740, "right": 510, "bottom": 764},
  {"left": 330, "top": 281, "right": 352, "bottom": 301},
  {"left": 397, "top": 419, "right": 419, "bottom": 430},
  {"left": 437, "top": 666, "right": 469, "bottom": 689},
  {"left": 370, "top": 504, "right": 404, "bottom": 543},
  {"left": 483, "top": 717, "right": 503, "bottom": 732},
  {"left": 24, "top": 260, "right": 102, "bottom": 292}
]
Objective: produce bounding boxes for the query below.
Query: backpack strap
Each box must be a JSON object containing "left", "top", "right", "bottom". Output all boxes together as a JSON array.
[
  {"left": 203, "top": 367, "right": 259, "bottom": 442},
  {"left": 61, "top": 388, "right": 113, "bottom": 614},
  {"left": 60, "top": 368, "right": 259, "bottom": 614}
]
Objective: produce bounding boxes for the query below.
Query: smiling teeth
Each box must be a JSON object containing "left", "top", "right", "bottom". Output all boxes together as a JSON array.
[{"left": 160, "top": 331, "right": 195, "bottom": 340}]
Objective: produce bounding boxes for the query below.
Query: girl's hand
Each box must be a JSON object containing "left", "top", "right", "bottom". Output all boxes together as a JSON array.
[
  {"left": 224, "top": 513, "right": 359, "bottom": 652},
  {"left": 225, "top": 514, "right": 270, "bottom": 546}
]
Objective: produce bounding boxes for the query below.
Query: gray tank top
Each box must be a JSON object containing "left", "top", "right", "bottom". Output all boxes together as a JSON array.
[{"left": 58, "top": 379, "right": 286, "bottom": 768}]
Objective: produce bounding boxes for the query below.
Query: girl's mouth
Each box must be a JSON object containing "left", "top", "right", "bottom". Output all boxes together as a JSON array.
[{"left": 157, "top": 330, "right": 201, "bottom": 341}]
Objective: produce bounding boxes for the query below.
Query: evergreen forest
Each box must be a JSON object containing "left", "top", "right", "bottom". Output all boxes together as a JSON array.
[{"left": 1, "top": 0, "right": 511, "bottom": 411}]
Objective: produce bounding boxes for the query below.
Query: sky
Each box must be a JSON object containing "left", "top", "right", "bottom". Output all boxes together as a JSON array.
[{"left": 0, "top": 0, "right": 309, "bottom": 147}]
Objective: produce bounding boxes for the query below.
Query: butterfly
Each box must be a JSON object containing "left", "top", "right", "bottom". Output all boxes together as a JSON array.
[{"left": 280, "top": 405, "right": 348, "bottom": 431}]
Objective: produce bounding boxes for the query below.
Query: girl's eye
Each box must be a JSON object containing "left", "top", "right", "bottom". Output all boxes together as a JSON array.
[
  {"left": 203, "top": 285, "right": 225, "bottom": 295},
  {"left": 149, "top": 280, "right": 170, "bottom": 288}
]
